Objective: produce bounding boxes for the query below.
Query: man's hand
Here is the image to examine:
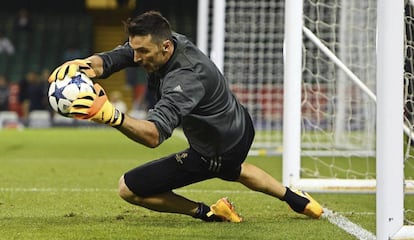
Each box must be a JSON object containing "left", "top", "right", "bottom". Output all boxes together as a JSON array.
[
  {"left": 69, "top": 83, "right": 124, "bottom": 127},
  {"left": 48, "top": 59, "right": 97, "bottom": 83}
]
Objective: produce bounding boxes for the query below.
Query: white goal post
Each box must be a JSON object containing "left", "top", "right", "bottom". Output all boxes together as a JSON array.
[{"left": 376, "top": 0, "right": 411, "bottom": 238}]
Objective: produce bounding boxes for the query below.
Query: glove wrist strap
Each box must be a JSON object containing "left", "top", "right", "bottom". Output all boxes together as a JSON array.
[{"left": 111, "top": 109, "right": 125, "bottom": 128}]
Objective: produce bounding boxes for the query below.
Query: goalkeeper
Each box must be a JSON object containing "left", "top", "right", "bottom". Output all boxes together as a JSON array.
[{"left": 48, "top": 11, "right": 323, "bottom": 222}]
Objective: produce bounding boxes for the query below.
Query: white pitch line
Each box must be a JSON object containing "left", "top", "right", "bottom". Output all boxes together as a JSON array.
[
  {"left": 0, "top": 187, "right": 376, "bottom": 239},
  {"left": 0, "top": 187, "right": 117, "bottom": 192},
  {"left": 336, "top": 211, "right": 375, "bottom": 216},
  {"left": 0, "top": 187, "right": 256, "bottom": 194},
  {"left": 322, "top": 208, "right": 376, "bottom": 240}
]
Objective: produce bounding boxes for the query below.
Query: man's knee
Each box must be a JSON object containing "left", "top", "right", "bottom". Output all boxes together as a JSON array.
[{"left": 118, "top": 175, "right": 141, "bottom": 203}]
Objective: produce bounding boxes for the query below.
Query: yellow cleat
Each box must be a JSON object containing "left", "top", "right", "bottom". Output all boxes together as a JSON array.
[
  {"left": 292, "top": 189, "right": 324, "bottom": 219},
  {"left": 207, "top": 197, "right": 243, "bottom": 223}
]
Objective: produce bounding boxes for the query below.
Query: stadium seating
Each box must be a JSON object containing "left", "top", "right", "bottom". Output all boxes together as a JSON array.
[{"left": 0, "top": 12, "right": 93, "bottom": 82}]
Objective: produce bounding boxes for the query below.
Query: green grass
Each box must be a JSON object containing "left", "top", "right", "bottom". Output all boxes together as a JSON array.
[{"left": 0, "top": 128, "right": 405, "bottom": 239}]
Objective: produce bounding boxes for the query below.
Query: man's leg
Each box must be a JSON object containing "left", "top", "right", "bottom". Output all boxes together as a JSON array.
[
  {"left": 118, "top": 175, "right": 198, "bottom": 216},
  {"left": 237, "top": 162, "right": 323, "bottom": 218},
  {"left": 118, "top": 175, "right": 240, "bottom": 222},
  {"left": 237, "top": 162, "right": 286, "bottom": 198}
]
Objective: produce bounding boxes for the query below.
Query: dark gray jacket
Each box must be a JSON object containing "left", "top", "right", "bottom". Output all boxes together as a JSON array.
[{"left": 98, "top": 32, "right": 247, "bottom": 157}]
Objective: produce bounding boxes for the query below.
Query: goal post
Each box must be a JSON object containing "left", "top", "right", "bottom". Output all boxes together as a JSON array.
[
  {"left": 282, "top": 0, "right": 302, "bottom": 188},
  {"left": 376, "top": 0, "right": 406, "bottom": 238}
]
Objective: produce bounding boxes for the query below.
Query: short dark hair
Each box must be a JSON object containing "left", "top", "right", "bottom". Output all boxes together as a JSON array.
[{"left": 124, "top": 11, "right": 172, "bottom": 44}]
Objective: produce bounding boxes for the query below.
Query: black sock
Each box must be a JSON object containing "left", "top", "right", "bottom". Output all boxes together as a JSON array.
[
  {"left": 193, "top": 202, "right": 223, "bottom": 222},
  {"left": 282, "top": 187, "right": 310, "bottom": 213}
]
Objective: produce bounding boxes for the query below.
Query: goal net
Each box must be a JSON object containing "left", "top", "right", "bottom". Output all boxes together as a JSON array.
[
  {"left": 223, "top": 0, "right": 377, "bottom": 163},
  {"left": 223, "top": 0, "right": 379, "bottom": 184},
  {"left": 291, "top": 0, "right": 378, "bottom": 187},
  {"left": 222, "top": 0, "right": 413, "bottom": 189},
  {"left": 224, "top": 0, "right": 284, "bottom": 154}
]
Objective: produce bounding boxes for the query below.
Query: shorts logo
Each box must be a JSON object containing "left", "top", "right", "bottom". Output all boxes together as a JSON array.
[
  {"left": 175, "top": 152, "right": 188, "bottom": 164},
  {"left": 202, "top": 156, "right": 222, "bottom": 173}
]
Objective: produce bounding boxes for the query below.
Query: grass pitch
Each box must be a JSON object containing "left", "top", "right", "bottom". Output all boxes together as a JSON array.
[{"left": 0, "top": 128, "right": 402, "bottom": 239}]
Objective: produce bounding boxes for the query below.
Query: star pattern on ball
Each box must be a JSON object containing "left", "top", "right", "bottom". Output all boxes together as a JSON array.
[
  {"left": 51, "top": 82, "right": 66, "bottom": 101},
  {"left": 69, "top": 74, "right": 88, "bottom": 87}
]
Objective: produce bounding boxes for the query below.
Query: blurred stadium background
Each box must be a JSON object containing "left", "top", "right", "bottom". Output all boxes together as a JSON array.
[{"left": 0, "top": 0, "right": 197, "bottom": 123}]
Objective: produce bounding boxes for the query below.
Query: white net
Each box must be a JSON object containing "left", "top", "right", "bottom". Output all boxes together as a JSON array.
[
  {"left": 300, "top": 0, "right": 377, "bottom": 179},
  {"left": 223, "top": 0, "right": 377, "bottom": 174},
  {"left": 224, "top": 0, "right": 284, "bottom": 153}
]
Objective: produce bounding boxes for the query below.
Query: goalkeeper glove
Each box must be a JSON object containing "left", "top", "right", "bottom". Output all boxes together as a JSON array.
[
  {"left": 69, "top": 83, "right": 124, "bottom": 127},
  {"left": 48, "top": 59, "right": 97, "bottom": 83}
]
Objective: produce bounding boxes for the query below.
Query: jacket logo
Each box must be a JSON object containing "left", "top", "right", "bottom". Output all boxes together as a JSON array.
[
  {"left": 175, "top": 152, "right": 188, "bottom": 164},
  {"left": 173, "top": 85, "right": 183, "bottom": 92}
]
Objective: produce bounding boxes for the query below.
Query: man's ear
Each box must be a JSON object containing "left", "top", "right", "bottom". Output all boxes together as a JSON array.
[{"left": 163, "top": 40, "right": 172, "bottom": 52}]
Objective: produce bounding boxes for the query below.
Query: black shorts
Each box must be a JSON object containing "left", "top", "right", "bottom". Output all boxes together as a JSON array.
[{"left": 124, "top": 110, "right": 255, "bottom": 197}]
